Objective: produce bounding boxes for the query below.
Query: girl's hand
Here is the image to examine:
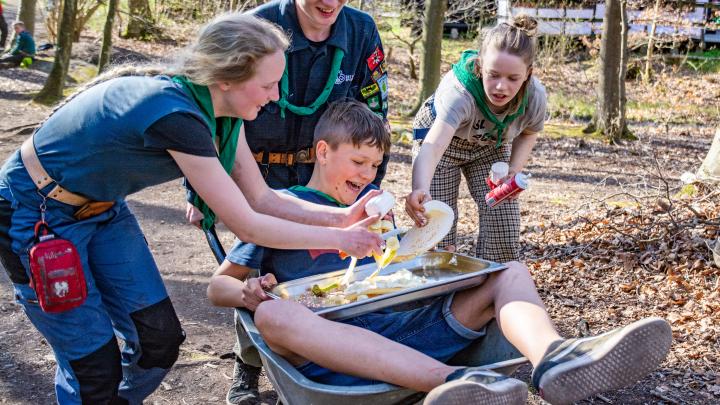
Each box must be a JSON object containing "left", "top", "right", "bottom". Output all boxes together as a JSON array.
[
  {"left": 405, "top": 189, "right": 432, "bottom": 227},
  {"left": 497, "top": 169, "right": 520, "bottom": 200},
  {"left": 238, "top": 274, "right": 278, "bottom": 311},
  {"left": 497, "top": 169, "right": 518, "bottom": 185},
  {"left": 339, "top": 189, "right": 382, "bottom": 228},
  {"left": 339, "top": 215, "right": 384, "bottom": 258}
]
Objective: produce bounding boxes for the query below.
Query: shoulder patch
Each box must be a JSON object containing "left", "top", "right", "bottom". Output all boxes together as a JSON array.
[
  {"left": 377, "top": 75, "right": 388, "bottom": 99},
  {"left": 367, "top": 95, "right": 380, "bottom": 110},
  {"left": 372, "top": 69, "right": 383, "bottom": 82},
  {"left": 366, "top": 46, "right": 384, "bottom": 71},
  {"left": 361, "top": 83, "right": 380, "bottom": 98}
]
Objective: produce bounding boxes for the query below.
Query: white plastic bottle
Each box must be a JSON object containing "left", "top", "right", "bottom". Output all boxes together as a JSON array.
[{"left": 365, "top": 192, "right": 395, "bottom": 218}]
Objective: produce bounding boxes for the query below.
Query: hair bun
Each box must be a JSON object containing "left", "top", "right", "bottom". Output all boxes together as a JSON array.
[{"left": 510, "top": 14, "right": 538, "bottom": 37}]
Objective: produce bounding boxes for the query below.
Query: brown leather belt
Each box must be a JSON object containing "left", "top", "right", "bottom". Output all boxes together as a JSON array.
[
  {"left": 20, "top": 136, "right": 91, "bottom": 207},
  {"left": 252, "top": 147, "right": 316, "bottom": 166}
]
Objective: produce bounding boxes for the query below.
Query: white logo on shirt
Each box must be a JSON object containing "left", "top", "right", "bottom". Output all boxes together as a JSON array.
[{"left": 335, "top": 71, "right": 355, "bottom": 85}]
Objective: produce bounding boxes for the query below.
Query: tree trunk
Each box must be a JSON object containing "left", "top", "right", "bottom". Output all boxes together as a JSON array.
[
  {"left": 124, "top": 0, "right": 154, "bottom": 39},
  {"left": 595, "top": 0, "right": 630, "bottom": 143},
  {"left": 18, "top": 0, "right": 37, "bottom": 36},
  {"left": 409, "top": 0, "right": 446, "bottom": 116},
  {"left": 74, "top": 0, "right": 104, "bottom": 42},
  {"left": 98, "top": 0, "right": 118, "bottom": 73},
  {"left": 697, "top": 128, "right": 720, "bottom": 181},
  {"left": 34, "top": 0, "right": 77, "bottom": 105},
  {"left": 643, "top": 0, "right": 661, "bottom": 83}
]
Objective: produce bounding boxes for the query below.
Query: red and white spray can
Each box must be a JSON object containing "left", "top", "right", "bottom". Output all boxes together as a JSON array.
[{"left": 485, "top": 173, "right": 529, "bottom": 208}]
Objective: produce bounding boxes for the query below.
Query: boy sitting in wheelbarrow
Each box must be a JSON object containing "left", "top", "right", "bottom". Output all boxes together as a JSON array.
[{"left": 208, "top": 100, "right": 672, "bottom": 405}]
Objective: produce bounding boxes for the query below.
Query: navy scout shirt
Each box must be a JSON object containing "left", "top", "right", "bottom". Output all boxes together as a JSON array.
[{"left": 248, "top": 0, "right": 390, "bottom": 189}]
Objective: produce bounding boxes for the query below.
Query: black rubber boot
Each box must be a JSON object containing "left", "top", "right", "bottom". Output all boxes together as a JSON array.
[{"left": 226, "top": 357, "right": 262, "bottom": 405}]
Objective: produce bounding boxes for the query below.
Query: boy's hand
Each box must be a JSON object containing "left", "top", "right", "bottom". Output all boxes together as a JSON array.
[
  {"left": 185, "top": 203, "right": 204, "bottom": 228},
  {"left": 405, "top": 189, "right": 431, "bottom": 227},
  {"left": 339, "top": 189, "right": 382, "bottom": 228},
  {"left": 339, "top": 215, "right": 384, "bottom": 258},
  {"left": 239, "top": 274, "right": 277, "bottom": 311}
]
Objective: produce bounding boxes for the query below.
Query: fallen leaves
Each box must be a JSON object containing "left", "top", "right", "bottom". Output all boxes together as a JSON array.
[{"left": 521, "top": 178, "right": 719, "bottom": 400}]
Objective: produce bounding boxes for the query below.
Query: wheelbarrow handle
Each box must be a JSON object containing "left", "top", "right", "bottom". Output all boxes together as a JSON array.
[{"left": 204, "top": 225, "right": 227, "bottom": 265}]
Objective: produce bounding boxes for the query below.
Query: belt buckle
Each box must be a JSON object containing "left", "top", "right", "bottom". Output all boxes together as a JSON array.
[{"left": 296, "top": 149, "right": 309, "bottom": 163}]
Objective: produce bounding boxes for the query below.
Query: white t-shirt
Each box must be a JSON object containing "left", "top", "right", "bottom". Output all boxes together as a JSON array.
[{"left": 433, "top": 70, "right": 547, "bottom": 146}]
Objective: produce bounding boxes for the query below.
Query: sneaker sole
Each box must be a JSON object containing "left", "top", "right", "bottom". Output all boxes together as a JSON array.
[
  {"left": 539, "top": 317, "right": 672, "bottom": 405},
  {"left": 423, "top": 378, "right": 527, "bottom": 405}
]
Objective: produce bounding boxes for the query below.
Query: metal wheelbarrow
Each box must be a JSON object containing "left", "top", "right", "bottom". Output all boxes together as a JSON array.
[{"left": 204, "top": 226, "right": 528, "bottom": 405}]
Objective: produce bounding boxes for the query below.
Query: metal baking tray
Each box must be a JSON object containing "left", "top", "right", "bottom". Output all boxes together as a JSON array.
[{"left": 271, "top": 251, "right": 507, "bottom": 321}]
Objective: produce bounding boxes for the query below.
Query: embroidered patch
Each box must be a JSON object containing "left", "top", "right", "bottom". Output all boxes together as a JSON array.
[
  {"left": 372, "top": 68, "right": 383, "bottom": 82},
  {"left": 374, "top": 111, "right": 384, "bottom": 119},
  {"left": 377, "top": 75, "right": 388, "bottom": 99},
  {"left": 361, "top": 83, "right": 380, "bottom": 98},
  {"left": 335, "top": 71, "right": 355, "bottom": 85},
  {"left": 367, "top": 95, "right": 380, "bottom": 110},
  {"left": 366, "top": 46, "right": 384, "bottom": 71}
]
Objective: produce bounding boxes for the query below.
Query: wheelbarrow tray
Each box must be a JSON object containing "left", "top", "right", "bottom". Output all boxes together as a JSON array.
[{"left": 272, "top": 251, "right": 507, "bottom": 321}]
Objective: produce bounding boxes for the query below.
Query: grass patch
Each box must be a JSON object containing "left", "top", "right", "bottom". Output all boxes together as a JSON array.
[
  {"left": 683, "top": 48, "right": 720, "bottom": 74},
  {"left": 626, "top": 100, "right": 718, "bottom": 124},
  {"left": 543, "top": 122, "right": 603, "bottom": 140},
  {"left": 68, "top": 64, "right": 98, "bottom": 85},
  {"left": 547, "top": 92, "right": 595, "bottom": 121}
]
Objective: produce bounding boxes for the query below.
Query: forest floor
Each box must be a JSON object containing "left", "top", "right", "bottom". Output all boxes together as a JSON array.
[{"left": 0, "top": 2, "right": 719, "bottom": 404}]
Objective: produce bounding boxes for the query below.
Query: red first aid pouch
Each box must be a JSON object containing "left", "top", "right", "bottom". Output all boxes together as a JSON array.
[{"left": 28, "top": 221, "right": 87, "bottom": 313}]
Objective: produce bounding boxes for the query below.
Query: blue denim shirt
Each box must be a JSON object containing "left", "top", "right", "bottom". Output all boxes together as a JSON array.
[
  {"left": 0, "top": 76, "right": 205, "bottom": 204},
  {"left": 247, "top": 0, "right": 390, "bottom": 188}
]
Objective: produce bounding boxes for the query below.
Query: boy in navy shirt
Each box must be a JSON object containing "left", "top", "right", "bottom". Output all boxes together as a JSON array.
[
  {"left": 209, "top": 100, "right": 384, "bottom": 308},
  {"left": 207, "top": 101, "right": 671, "bottom": 405}
]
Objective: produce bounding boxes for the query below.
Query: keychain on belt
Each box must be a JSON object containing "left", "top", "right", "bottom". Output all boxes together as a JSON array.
[{"left": 28, "top": 194, "right": 87, "bottom": 313}]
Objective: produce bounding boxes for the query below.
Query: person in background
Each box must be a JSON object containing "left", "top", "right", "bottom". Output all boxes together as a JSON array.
[
  {"left": 0, "top": 21, "right": 35, "bottom": 68},
  {"left": 0, "top": 1, "right": 8, "bottom": 52}
]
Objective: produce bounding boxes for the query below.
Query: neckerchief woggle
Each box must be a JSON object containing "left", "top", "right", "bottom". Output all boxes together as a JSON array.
[
  {"left": 451, "top": 50, "right": 528, "bottom": 149},
  {"left": 276, "top": 48, "right": 345, "bottom": 118},
  {"left": 173, "top": 76, "right": 242, "bottom": 231}
]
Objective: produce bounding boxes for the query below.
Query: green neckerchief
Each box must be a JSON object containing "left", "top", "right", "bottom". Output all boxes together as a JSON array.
[
  {"left": 276, "top": 48, "right": 345, "bottom": 118},
  {"left": 172, "top": 76, "right": 243, "bottom": 231},
  {"left": 289, "top": 185, "right": 347, "bottom": 207},
  {"left": 451, "top": 50, "right": 529, "bottom": 149}
]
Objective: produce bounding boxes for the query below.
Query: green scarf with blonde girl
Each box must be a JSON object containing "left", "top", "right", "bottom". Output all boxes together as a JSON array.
[{"left": 451, "top": 50, "right": 529, "bottom": 148}]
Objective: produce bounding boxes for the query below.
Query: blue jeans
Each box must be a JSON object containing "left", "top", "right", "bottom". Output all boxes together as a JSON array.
[
  {"left": 0, "top": 168, "right": 184, "bottom": 404},
  {"left": 296, "top": 293, "right": 486, "bottom": 386}
]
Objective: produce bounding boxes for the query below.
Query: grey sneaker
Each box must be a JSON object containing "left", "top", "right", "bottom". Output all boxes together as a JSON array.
[
  {"left": 226, "top": 358, "right": 261, "bottom": 405},
  {"left": 424, "top": 368, "right": 527, "bottom": 405},
  {"left": 532, "top": 317, "right": 672, "bottom": 405}
]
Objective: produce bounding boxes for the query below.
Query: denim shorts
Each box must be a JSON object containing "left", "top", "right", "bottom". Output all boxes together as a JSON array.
[{"left": 296, "top": 292, "right": 487, "bottom": 386}]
